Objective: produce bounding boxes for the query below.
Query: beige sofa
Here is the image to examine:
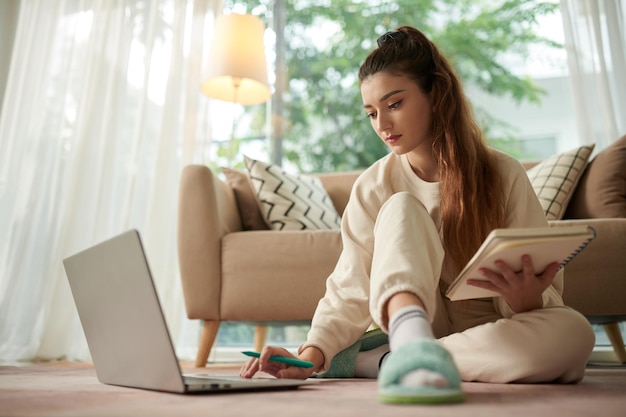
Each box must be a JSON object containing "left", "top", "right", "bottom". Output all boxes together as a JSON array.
[{"left": 178, "top": 146, "right": 626, "bottom": 368}]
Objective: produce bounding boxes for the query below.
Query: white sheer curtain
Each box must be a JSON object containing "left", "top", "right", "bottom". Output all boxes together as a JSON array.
[
  {"left": 0, "top": 0, "right": 221, "bottom": 362},
  {"left": 560, "top": 0, "right": 626, "bottom": 150}
]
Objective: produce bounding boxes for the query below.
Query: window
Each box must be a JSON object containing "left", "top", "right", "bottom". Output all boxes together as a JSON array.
[{"left": 217, "top": 0, "right": 576, "bottom": 171}]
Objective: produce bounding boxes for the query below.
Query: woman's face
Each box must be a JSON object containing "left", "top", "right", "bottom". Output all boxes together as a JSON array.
[{"left": 360, "top": 72, "right": 433, "bottom": 157}]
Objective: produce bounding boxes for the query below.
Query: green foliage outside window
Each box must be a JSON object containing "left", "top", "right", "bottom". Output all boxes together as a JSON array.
[{"left": 225, "top": 0, "right": 561, "bottom": 172}]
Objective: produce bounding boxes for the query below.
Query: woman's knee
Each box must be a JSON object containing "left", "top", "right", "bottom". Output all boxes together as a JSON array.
[
  {"left": 548, "top": 306, "right": 596, "bottom": 354},
  {"left": 374, "top": 192, "right": 437, "bottom": 237},
  {"left": 518, "top": 306, "right": 594, "bottom": 383},
  {"left": 378, "top": 192, "right": 425, "bottom": 216}
]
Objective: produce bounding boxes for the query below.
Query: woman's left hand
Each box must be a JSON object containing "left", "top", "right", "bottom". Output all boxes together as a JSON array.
[{"left": 466, "top": 254, "right": 560, "bottom": 313}]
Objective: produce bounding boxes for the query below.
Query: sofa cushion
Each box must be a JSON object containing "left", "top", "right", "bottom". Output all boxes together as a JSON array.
[
  {"left": 244, "top": 156, "right": 342, "bottom": 230},
  {"left": 316, "top": 171, "right": 361, "bottom": 216},
  {"left": 221, "top": 167, "right": 269, "bottom": 231},
  {"left": 564, "top": 134, "right": 626, "bottom": 219},
  {"left": 526, "top": 144, "right": 595, "bottom": 220},
  {"left": 551, "top": 218, "right": 626, "bottom": 315},
  {"left": 221, "top": 230, "right": 341, "bottom": 320}
]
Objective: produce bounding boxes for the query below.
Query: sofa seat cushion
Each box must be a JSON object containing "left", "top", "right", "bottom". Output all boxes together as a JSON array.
[
  {"left": 220, "top": 230, "right": 342, "bottom": 321},
  {"left": 565, "top": 134, "right": 626, "bottom": 219}
]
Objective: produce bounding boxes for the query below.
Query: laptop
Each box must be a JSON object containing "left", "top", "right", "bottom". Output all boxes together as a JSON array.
[{"left": 63, "top": 229, "right": 315, "bottom": 394}]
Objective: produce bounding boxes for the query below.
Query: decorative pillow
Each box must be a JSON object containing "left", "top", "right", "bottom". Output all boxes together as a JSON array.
[
  {"left": 526, "top": 144, "right": 595, "bottom": 220},
  {"left": 244, "top": 156, "right": 341, "bottom": 230},
  {"left": 564, "top": 134, "right": 626, "bottom": 219},
  {"left": 221, "top": 167, "right": 269, "bottom": 231}
]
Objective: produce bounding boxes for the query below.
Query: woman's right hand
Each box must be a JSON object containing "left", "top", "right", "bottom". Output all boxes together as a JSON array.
[{"left": 239, "top": 346, "right": 323, "bottom": 380}]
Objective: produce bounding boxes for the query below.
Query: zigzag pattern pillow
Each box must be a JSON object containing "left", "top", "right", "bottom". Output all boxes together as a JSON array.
[
  {"left": 244, "top": 156, "right": 341, "bottom": 230},
  {"left": 526, "top": 144, "right": 595, "bottom": 220}
]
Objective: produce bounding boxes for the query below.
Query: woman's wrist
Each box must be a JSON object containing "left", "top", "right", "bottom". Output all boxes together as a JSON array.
[
  {"left": 508, "top": 295, "right": 543, "bottom": 313},
  {"left": 299, "top": 346, "right": 325, "bottom": 373}
]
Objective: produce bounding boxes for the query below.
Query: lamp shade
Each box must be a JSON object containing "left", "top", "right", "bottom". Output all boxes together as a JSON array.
[{"left": 201, "top": 14, "right": 271, "bottom": 106}]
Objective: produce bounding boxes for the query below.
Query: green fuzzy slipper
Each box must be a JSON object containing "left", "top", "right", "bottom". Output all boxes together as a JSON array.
[
  {"left": 317, "top": 328, "right": 389, "bottom": 378},
  {"left": 378, "top": 339, "right": 464, "bottom": 404}
]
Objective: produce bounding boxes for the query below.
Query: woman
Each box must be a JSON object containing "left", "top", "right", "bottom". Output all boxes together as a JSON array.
[{"left": 240, "top": 26, "right": 595, "bottom": 405}]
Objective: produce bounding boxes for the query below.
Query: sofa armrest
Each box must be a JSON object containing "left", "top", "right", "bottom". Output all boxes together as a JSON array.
[
  {"left": 550, "top": 218, "right": 626, "bottom": 317},
  {"left": 177, "top": 165, "right": 241, "bottom": 319}
]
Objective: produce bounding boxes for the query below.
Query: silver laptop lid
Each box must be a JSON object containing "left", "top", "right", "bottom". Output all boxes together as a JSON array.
[{"left": 63, "top": 230, "right": 186, "bottom": 393}]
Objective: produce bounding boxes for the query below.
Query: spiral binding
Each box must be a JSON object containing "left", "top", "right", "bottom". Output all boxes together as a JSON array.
[{"left": 557, "top": 226, "right": 597, "bottom": 271}]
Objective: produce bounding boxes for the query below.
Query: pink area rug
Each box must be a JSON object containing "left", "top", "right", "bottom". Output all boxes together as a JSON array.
[{"left": 1, "top": 362, "right": 625, "bottom": 417}]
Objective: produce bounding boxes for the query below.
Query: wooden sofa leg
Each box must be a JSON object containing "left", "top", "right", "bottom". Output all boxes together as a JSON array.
[
  {"left": 254, "top": 325, "right": 269, "bottom": 353},
  {"left": 603, "top": 322, "right": 626, "bottom": 364},
  {"left": 195, "top": 320, "right": 220, "bottom": 368}
]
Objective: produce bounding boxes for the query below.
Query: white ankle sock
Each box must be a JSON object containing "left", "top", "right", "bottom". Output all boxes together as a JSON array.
[
  {"left": 388, "top": 305, "right": 434, "bottom": 351},
  {"left": 388, "top": 305, "right": 448, "bottom": 388}
]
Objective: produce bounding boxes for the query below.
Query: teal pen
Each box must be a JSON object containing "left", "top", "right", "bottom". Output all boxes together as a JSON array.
[{"left": 241, "top": 351, "right": 314, "bottom": 368}]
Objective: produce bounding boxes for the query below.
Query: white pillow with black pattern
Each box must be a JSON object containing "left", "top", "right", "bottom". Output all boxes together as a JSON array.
[
  {"left": 526, "top": 144, "right": 595, "bottom": 220},
  {"left": 244, "top": 156, "right": 341, "bottom": 230}
]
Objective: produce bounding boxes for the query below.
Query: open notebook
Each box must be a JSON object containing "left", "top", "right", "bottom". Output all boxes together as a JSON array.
[
  {"left": 63, "top": 230, "right": 316, "bottom": 394},
  {"left": 446, "top": 225, "right": 596, "bottom": 301}
]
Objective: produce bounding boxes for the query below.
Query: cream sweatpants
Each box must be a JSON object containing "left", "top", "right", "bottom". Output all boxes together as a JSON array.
[{"left": 369, "top": 192, "right": 595, "bottom": 384}]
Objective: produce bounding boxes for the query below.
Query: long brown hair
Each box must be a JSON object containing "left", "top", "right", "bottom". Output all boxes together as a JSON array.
[{"left": 359, "top": 26, "right": 506, "bottom": 274}]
